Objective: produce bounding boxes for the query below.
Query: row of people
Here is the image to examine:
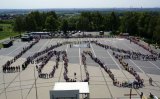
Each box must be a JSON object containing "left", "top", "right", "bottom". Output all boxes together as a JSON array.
[
  {"left": 21, "top": 42, "right": 64, "bottom": 70},
  {"left": 62, "top": 51, "right": 81, "bottom": 82},
  {"left": 127, "top": 37, "right": 160, "bottom": 57},
  {"left": 113, "top": 52, "right": 157, "bottom": 61},
  {"left": 113, "top": 52, "right": 144, "bottom": 88},
  {"left": 81, "top": 53, "right": 90, "bottom": 82},
  {"left": 3, "top": 66, "right": 20, "bottom": 73},
  {"left": 62, "top": 51, "right": 70, "bottom": 82},
  {"left": 84, "top": 51, "right": 144, "bottom": 88},
  {"left": 38, "top": 51, "right": 60, "bottom": 79},
  {"left": 37, "top": 51, "right": 57, "bottom": 74},
  {"left": 2, "top": 39, "right": 39, "bottom": 72},
  {"left": 62, "top": 50, "right": 90, "bottom": 82},
  {"left": 92, "top": 41, "right": 158, "bottom": 61},
  {"left": 38, "top": 65, "right": 57, "bottom": 79}
]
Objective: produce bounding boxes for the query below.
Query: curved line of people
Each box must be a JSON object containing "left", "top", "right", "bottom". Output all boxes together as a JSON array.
[
  {"left": 113, "top": 52, "right": 144, "bottom": 88},
  {"left": 92, "top": 41, "right": 158, "bottom": 61},
  {"left": 62, "top": 51, "right": 72, "bottom": 82},
  {"left": 38, "top": 51, "right": 60, "bottom": 79},
  {"left": 2, "top": 39, "right": 39, "bottom": 73},
  {"left": 81, "top": 53, "right": 89, "bottom": 82},
  {"left": 83, "top": 51, "right": 144, "bottom": 89},
  {"left": 62, "top": 50, "right": 90, "bottom": 82},
  {"left": 113, "top": 52, "right": 157, "bottom": 61},
  {"left": 21, "top": 42, "right": 66, "bottom": 70},
  {"left": 126, "top": 37, "right": 160, "bottom": 58}
]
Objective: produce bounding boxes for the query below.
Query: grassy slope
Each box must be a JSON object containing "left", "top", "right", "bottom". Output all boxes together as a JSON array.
[
  {"left": 0, "top": 23, "right": 19, "bottom": 40},
  {"left": 0, "top": 43, "right": 2, "bottom": 48}
]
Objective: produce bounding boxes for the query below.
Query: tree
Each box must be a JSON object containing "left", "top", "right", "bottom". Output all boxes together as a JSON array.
[
  {"left": 68, "top": 16, "right": 78, "bottom": 31},
  {"left": 25, "top": 14, "right": 37, "bottom": 32},
  {"left": 77, "top": 16, "right": 89, "bottom": 32},
  {"left": 153, "top": 17, "right": 160, "bottom": 44},
  {"left": 13, "top": 16, "right": 24, "bottom": 35},
  {"left": 30, "top": 11, "right": 43, "bottom": 31},
  {"left": 46, "top": 11, "right": 58, "bottom": 19},
  {"left": 61, "top": 19, "right": 68, "bottom": 36},
  {"left": 104, "top": 15, "right": 111, "bottom": 31},
  {"left": 120, "top": 12, "right": 138, "bottom": 35},
  {"left": 137, "top": 12, "right": 151, "bottom": 37},
  {"left": 109, "top": 12, "right": 119, "bottom": 33},
  {"left": 0, "top": 26, "right": 3, "bottom": 31},
  {"left": 45, "top": 15, "right": 58, "bottom": 32}
]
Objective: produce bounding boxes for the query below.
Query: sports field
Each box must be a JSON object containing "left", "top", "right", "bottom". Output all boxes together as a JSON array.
[{"left": 0, "top": 37, "right": 160, "bottom": 99}]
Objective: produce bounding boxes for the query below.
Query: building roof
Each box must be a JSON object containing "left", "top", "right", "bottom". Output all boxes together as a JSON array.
[
  {"left": 30, "top": 32, "right": 51, "bottom": 34},
  {"left": 53, "top": 82, "right": 89, "bottom": 94}
]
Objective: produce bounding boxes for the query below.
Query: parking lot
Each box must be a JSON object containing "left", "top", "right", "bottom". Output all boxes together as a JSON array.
[{"left": 0, "top": 37, "right": 160, "bottom": 99}]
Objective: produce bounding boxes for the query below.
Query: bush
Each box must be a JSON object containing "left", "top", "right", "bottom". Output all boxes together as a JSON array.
[{"left": 0, "top": 27, "right": 3, "bottom": 31}]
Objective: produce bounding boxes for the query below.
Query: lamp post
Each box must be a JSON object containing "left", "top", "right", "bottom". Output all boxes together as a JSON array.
[
  {"left": 2, "top": 71, "right": 7, "bottom": 99},
  {"left": 34, "top": 65, "right": 38, "bottom": 99}
]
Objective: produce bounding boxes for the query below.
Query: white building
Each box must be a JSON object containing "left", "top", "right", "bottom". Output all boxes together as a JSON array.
[{"left": 50, "top": 82, "right": 90, "bottom": 99}]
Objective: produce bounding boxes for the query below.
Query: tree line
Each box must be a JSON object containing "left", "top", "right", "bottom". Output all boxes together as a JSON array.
[{"left": 13, "top": 11, "right": 160, "bottom": 44}]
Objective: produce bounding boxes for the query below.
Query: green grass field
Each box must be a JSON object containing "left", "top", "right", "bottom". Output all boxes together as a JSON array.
[
  {"left": 0, "top": 23, "right": 20, "bottom": 40},
  {"left": 0, "top": 43, "right": 3, "bottom": 48}
]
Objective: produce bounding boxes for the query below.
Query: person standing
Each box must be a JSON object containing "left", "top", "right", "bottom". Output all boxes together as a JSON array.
[
  {"left": 140, "top": 92, "right": 143, "bottom": 99},
  {"left": 149, "top": 77, "right": 153, "bottom": 85},
  {"left": 74, "top": 72, "right": 76, "bottom": 79}
]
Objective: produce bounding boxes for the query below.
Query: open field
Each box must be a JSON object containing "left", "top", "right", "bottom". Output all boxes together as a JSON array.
[
  {"left": 0, "top": 37, "right": 160, "bottom": 99},
  {"left": 0, "top": 24, "right": 19, "bottom": 40}
]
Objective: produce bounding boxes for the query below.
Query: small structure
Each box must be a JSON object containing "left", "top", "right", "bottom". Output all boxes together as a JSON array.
[
  {"left": 99, "top": 31, "right": 104, "bottom": 35},
  {"left": 120, "top": 33, "right": 129, "bottom": 36},
  {"left": 2, "top": 40, "right": 13, "bottom": 48},
  {"left": 50, "top": 82, "right": 89, "bottom": 99},
  {"left": 21, "top": 35, "right": 33, "bottom": 42},
  {"left": 30, "top": 32, "right": 51, "bottom": 38}
]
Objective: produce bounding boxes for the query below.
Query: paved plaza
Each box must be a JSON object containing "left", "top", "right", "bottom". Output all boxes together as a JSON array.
[{"left": 0, "top": 37, "right": 160, "bottom": 99}]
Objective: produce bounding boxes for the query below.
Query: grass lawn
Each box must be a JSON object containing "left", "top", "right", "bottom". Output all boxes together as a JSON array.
[
  {"left": 0, "top": 23, "right": 20, "bottom": 40},
  {"left": 0, "top": 43, "right": 3, "bottom": 48}
]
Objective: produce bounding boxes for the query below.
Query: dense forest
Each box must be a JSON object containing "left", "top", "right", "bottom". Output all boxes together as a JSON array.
[{"left": 13, "top": 11, "right": 160, "bottom": 44}]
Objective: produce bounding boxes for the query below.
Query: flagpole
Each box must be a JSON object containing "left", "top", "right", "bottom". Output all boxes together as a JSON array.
[
  {"left": 19, "top": 69, "right": 23, "bottom": 99},
  {"left": 2, "top": 71, "right": 7, "bottom": 99},
  {"left": 34, "top": 65, "right": 38, "bottom": 99}
]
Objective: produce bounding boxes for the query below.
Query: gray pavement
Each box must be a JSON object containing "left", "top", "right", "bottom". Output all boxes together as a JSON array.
[{"left": 0, "top": 37, "right": 160, "bottom": 99}]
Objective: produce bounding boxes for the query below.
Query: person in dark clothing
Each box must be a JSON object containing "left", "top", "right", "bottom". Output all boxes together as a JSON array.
[{"left": 140, "top": 92, "right": 143, "bottom": 99}]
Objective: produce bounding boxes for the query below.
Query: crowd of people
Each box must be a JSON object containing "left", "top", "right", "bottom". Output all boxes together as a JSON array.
[
  {"left": 62, "top": 50, "right": 90, "bottom": 82},
  {"left": 62, "top": 51, "right": 72, "bottom": 82},
  {"left": 92, "top": 41, "right": 158, "bottom": 61},
  {"left": 3, "top": 66, "right": 20, "bottom": 73},
  {"left": 83, "top": 51, "right": 145, "bottom": 88},
  {"left": 2, "top": 39, "right": 39, "bottom": 73},
  {"left": 113, "top": 52, "right": 144, "bottom": 88},
  {"left": 2, "top": 38, "right": 157, "bottom": 89},
  {"left": 83, "top": 51, "right": 118, "bottom": 86},
  {"left": 113, "top": 51, "right": 157, "bottom": 61},
  {"left": 91, "top": 41, "right": 146, "bottom": 88},
  {"left": 81, "top": 53, "right": 90, "bottom": 82},
  {"left": 38, "top": 51, "right": 60, "bottom": 79},
  {"left": 126, "top": 37, "right": 160, "bottom": 58},
  {"left": 21, "top": 42, "right": 65, "bottom": 70}
]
